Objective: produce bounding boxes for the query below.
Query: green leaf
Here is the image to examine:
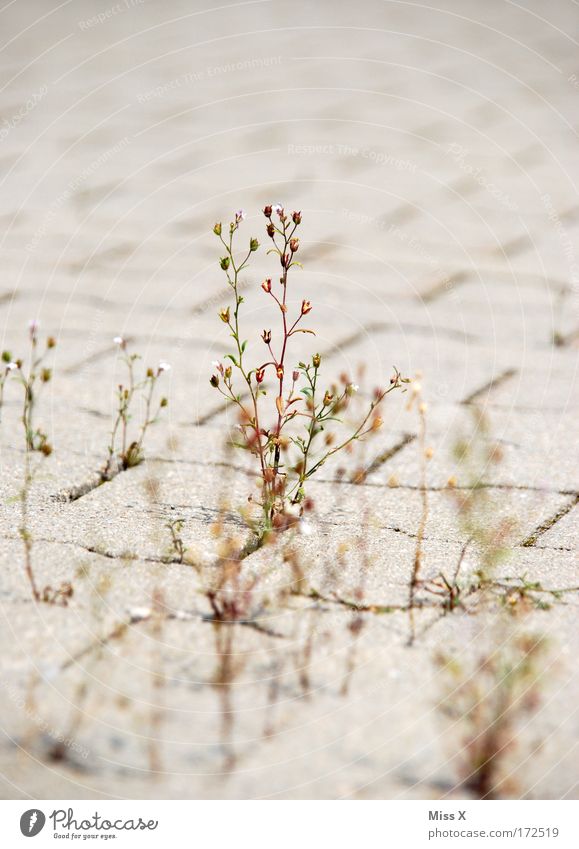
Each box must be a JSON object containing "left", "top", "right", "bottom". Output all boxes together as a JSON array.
[{"left": 224, "top": 354, "right": 238, "bottom": 366}]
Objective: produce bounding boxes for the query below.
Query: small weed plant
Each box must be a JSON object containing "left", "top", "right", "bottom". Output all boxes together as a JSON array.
[{"left": 210, "top": 206, "right": 407, "bottom": 538}]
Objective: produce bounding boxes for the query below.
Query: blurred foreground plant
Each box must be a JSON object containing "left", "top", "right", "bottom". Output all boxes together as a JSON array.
[{"left": 435, "top": 628, "right": 549, "bottom": 799}]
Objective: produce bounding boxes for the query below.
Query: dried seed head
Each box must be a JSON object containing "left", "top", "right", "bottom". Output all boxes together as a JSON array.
[
  {"left": 289, "top": 237, "right": 299, "bottom": 253},
  {"left": 292, "top": 370, "right": 299, "bottom": 382},
  {"left": 312, "top": 353, "right": 321, "bottom": 368},
  {"left": 301, "top": 299, "right": 312, "bottom": 315},
  {"left": 262, "top": 278, "right": 272, "bottom": 293},
  {"left": 210, "top": 374, "right": 220, "bottom": 388},
  {"left": 323, "top": 391, "right": 333, "bottom": 406},
  {"left": 262, "top": 329, "right": 272, "bottom": 344},
  {"left": 213, "top": 222, "right": 222, "bottom": 235},
  {"left": 266, "top": 222, "right": 275, "bottom": 237},
  {"left": 220, "top": 256, "right": 230, "bottom": 271},
  {"left": 255, "top": 367, "right": 265, "bottom": 383},
  {"left": 292, "top": 210, "right": 302, "bottom": 224},
  {"left": 46, "top": 336, "right": 56, "bottom": 349},
  {"left": 219, "top": 306, "right": 230, "bottom": 323},
  {"left": 276, "top": 364, "right": 284, "bottom": 380},
  {"left": 249, "top": 237, "right": 259, "bottom": 252},
  {"left": 263, "top": 205, "right": 273, "bottom": 218}
]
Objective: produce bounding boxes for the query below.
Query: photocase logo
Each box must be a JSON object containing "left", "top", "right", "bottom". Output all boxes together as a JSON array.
[{"left": 20, "top": 809, "right": 46, "bottom": 837}]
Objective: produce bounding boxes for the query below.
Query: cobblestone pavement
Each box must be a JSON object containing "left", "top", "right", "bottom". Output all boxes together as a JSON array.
[{"left": 0, "top": 0, "right": 578, "bottom": 799}]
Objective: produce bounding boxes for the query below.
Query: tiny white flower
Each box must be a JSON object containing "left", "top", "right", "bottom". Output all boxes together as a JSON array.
[
  {"left": 158, "top": 361, "right": 171, "bottom": 372},
  {"left": 351, "top": 384, "right": 359, "bottom": 392},
  {"left": 6, "top": 361, "right": 18, "bottom": 371},
  {"left": 299, "top": 519, "right": 314, "bottom": 537},
  {"left": 28, "top": 319, "right": 40, "bottom": 335},
  {"left": 236, "top": 209, "right": 246, "bottom": 220},
  {"left": 113, "top": 335, "right": 124, "bottom": 345},
  {"left": 272, "top": 203, "right": 283, "bottom": 214},
  {"left": 211, "top": 360, "right": 221, "bottom": 368}
]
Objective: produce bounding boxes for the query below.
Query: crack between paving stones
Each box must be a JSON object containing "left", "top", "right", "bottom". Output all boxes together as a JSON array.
[
  {"left": 461, "top": 367, "right": 517, "bottom": 405},
  {"left": 519, "top": 493, "right": 579, "bottom": 547},
  {"left": 351, "top": 432, "right": 416, "bottom": 482},
  {"left": 418, "top": 270, "right": 470, "bottom": 303}
]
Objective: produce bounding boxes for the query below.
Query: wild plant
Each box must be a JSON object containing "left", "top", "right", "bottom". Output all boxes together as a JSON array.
[
  {"left": 6, "top": 322, "right": 72, "bottom": 603},
  {"left": 210, "top": 206, "right": 407, "bottom": 541},
  {"left": 435, "top": 628, "right": 549, "bottom": 799},
  {"left": 448, "top": 406, "right": 516, "bottom": 581},
  {"left": 102, "top": 337, "right": 169, "bottom": 479}
]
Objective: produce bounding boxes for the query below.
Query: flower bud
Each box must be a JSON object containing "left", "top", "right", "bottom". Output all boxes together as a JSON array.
[
  {"left": 47, "top": 336, "right": 56, "bottom": 349},
  {"left": 266, "top": 222, "right": 275, "bottom": 237},
  {"left": 262, "top": 329, "right": 271, "bottom": 344},
  {"left": 262, "top": 278, "right": 272, "bottom": 293},
  {"left": 249, "top": 237, "right": 259, "bottom": 252},
  {"left": 301, "top": 299, "right": 312, "bottom": 315},
  {"left": 292, "top": 370, "right": 299, "bottom": 382},
  {"left": 219, "top": 307, "right": 230, "bottom": 323},
  {"left": 40, "top": 368, "right": 51, "bottom": 383},
  {"left": 263, "top": 205, "right": 272, "bottom": 218},
  {"left": 2, "top": 351, "right": 11, "bottom": 363},
  {"left": 256, "top": 368, "right": 265, "bottom": 383},
  {"left": 312, "top": 353, "right": 321, "bottom": 368},
  {"left": 160, "top": 397, "right": 168, "bottom": 408},
  {"left": 213, "top": 222, "right": 222, "bottom": 236},
  {"left": 220, "top": 256, "right": 230, "bottom": 271},
  {"left": 323, "top": 391, "right": 333, "bottom": 406},
  {"left": 210, "top": 374, "right": 220, "bottom": 388},
  {"left": 276, "top": 364, "right": 284, "bottom": 380},
  {"left": 289, "top": 238, "right": 299, "bottom": 253},
  {"left": 292, "top": 210, "right": 302, "bottom": 224}
]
